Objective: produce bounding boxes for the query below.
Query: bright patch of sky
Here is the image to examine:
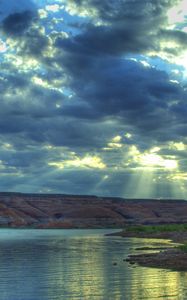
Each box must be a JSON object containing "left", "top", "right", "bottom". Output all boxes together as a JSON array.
[{"left": 167, "top": 0, "right": 187, "bottom": 29}]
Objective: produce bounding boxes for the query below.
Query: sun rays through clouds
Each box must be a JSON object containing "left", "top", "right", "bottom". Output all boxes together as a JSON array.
[{"left": 0, "top": 0, "right": 186, "bottom": 198}]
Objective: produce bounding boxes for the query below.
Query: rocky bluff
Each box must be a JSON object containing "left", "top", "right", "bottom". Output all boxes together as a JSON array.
[{"left": 0, "top": 192, "right": 186, "bottom": 228}]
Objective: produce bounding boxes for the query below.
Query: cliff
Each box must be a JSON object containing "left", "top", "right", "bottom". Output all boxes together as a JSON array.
[{"left": 0, "top": 193, "right": 186, "bottom": 228}]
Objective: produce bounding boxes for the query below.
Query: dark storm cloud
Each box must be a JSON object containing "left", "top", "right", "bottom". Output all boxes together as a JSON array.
[
  {"left": 51, "top": 1, "right": 187, "bottom": 149},
  {"left": 57, "top": 24, "right": 156, "bottom": 56},
  {"left": 0, "top": 148, "right": 46, "bottom": 169},
  {"left": 43, "top": 0, "right": 187, "bottom": 151},
  {"left": 19, "top": 27, "right": 50, "bottom": 58},
  {"left": 0, "top": 1, "right": 48, "bottom": 60},
  {"left": 1, "top": 10, "right": 37, "bottom": 36},
  {"left": 0, "top": 0, "right": 37, "bottom": 41},
  {"left": 0, "top": 71, "right": 28, "bottom": 95},
  {"left": 0, "top": 143, "right": 106, "bottom": 194},
  {"left": 44, "top": 169, "right": 102, "bottom": 194},
  {"left": 0, "top": 0, "right": 36, "bottom": 20},
  {"left": 62, "top": 0, "right": 183, "bottom": 56},
  {"left": 0, "top": 0, "right": 186, "bottom": 197},
  {"left": 0, "top": 74, "right": 62, "bottom": 118},
  {"left": 0, "top": 63, "right": 119, "bottom": 149},
  {"left": 160, "top": 28, "right": 187, "bottom": 43},
  {"left": 56, "top": 54, "right": 184, "bottom": 142},
  {"left": 3, "top": 0, "right": 183, "bottom": 66},
  {"left": 0, "top": 26, "right": 185, "bottom": 154},
  {"left": 0, "top": 52, "right": 185, "bottom": 152},
  {"left": 67, "top": 0, "right": 177, "bottom": 22},
  {"left": 0, "top": 50, "right": 128, "bottom": 151}
]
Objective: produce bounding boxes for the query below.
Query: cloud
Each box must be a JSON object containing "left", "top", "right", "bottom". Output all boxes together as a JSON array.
[
  {"left": 62, "top": 0, "right": 184, "bottom": 58},
  {"left": 0, "top": 0, "right": 36, "bottom": 21},
  {"left": 65, "top": 0, "right": 177, "bottom": 22},
  {"left": 55, "top": 53, "right": 184, "bottom": 142},
  {"left": 1, "top": 10, "right": 37, "bottom": 36},
  {"left": 0, "top": 0, "right": 186, "bottom": 197}
]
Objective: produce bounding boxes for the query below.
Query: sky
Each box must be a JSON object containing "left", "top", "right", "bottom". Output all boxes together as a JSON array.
[{"left": 1, "top": 0, "right": 187, "bottom": 198}]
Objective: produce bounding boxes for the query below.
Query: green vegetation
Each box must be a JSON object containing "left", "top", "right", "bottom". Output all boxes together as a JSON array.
[
  {"left": 178, "top": 243, "right": 187, "bottom": 252},
  {"left": 123, "top": 224, "right": 187, "bottom": 233}
]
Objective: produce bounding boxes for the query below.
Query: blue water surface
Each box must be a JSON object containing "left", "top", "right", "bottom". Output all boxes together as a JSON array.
[{"left": 0, "top": 229, "right": 186, "bottom": 300}]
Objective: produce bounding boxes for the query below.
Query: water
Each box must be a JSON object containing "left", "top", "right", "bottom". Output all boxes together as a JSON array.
[{"left": 0, "top": 229, "right": 186, "bottom": 300}]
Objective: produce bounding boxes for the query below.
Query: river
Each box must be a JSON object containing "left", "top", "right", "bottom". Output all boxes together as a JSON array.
[{"left": 0, "top": 229, "right": 186, "bottom": 300}]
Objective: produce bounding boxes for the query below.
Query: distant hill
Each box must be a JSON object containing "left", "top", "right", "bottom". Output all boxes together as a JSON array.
[{"left": 0, "top": 193, "right": 186, "bottom": 228}]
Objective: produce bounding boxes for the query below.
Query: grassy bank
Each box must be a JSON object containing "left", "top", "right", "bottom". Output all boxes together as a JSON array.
[
  {"left": 178, "top": 243, "right": 187, "bottom": 252},
  {"left": 126, "top": 224, "right": 187, "bottom": 253},
  {"left": 123, "top": 224, "right": 187, "bottom": 234},
  {"left": 120, "top": 224, "right": 187, "bottom": 271}
]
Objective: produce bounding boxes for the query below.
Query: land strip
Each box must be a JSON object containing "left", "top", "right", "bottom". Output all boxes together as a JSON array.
[{"left": 113, "top": 224, "right": 187, "bottom": 271}]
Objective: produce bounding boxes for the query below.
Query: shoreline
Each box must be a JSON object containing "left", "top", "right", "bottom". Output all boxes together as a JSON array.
[{"left": 111, "top": 229, "right": 187, "bottom": 271}]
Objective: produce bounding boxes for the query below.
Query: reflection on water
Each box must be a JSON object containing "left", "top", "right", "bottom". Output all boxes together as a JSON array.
[
  {"left": 130, "top": 262, "right": 184, "bottom": 300},
  {"left": 129, "top": 238, "right": 184, "bottom": 300},
  {"left": 0, "top": 229, "right": 186, "bottom": 299}
]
